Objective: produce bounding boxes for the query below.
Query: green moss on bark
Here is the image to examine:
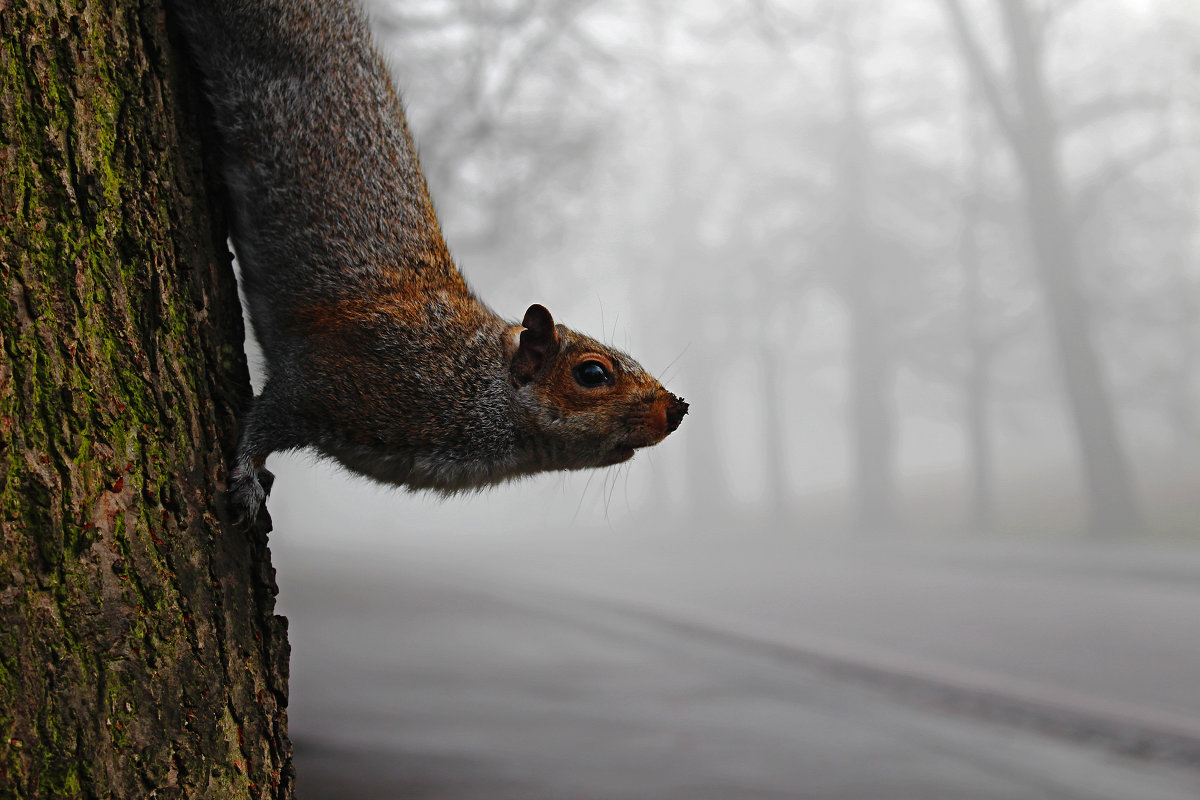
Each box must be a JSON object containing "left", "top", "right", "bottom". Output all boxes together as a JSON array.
[{"left": 1, "top": 1, "right": 293, "bottom": 798}]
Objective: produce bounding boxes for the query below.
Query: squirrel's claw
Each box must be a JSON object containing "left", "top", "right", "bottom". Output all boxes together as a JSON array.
[{"left": 229, "top": 464, "right": 270, "bottom": 527}]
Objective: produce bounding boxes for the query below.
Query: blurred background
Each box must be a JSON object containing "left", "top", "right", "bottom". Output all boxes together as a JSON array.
[{"left": 255, "top": 0, "right": 1200, "bottom": 797}]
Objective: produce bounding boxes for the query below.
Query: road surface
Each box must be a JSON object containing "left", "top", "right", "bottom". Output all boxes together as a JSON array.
[{"left": 276, "top": 538, "right": 1200, "bottom": 799}]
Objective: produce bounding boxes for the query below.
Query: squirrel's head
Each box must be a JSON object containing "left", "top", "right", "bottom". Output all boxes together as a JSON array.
[{"left": 506, "top": 304, "right": 687, "bottom": 470}]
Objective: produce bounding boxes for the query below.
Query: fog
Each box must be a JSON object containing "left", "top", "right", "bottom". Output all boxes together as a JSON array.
[{"left": 256, "top": 0, "right": 1200, "bottom": 796}]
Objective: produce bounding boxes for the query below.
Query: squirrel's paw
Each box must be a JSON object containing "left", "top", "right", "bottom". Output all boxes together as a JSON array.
[{"left": 229, "top": 465, "right": 273, "bottom": 526}]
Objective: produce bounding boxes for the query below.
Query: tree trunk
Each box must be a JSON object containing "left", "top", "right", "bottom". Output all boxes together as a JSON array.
[
  {"left": 650, "top": 35, "right": 736, "bottom": 523},
  {"left": 758, "top": 341, "right": 790, "bottom": 519},
  {"left": 960, "top": 93, "right": 994, "bottom": 534},
  {"left": 963, "top": 284, "right": 995, "bottom": 534},
  {"left": 678, "top": 356, "right": 734, "bottom": 520},
  {"left": 995, "top": 0, "right": 1142, "bottom": 538},
  {"left": 942, "top": 0, "right": 1143, "bottom": 538},
  {"left": 833, "top": 9, "right": 899, "bottom": 536},
  {"left": 1, "top": 1, "right": 293, "bottom": 798}
]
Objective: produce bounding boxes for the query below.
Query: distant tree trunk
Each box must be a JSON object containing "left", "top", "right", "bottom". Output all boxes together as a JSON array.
[
  {"left": 1, "top": 2, "right": 293, "bottom": 798},
  {"left": 680, "top": 354, "right": 733, "bottom": 519},
  {"left": 961, "top": 206, "right": 994, "bottom": 533},
  {"left": 997, "top": 0, "right": 1142, "bottom": 538},
  {"left": 833, "top": 9, "right": 898, "bottom": 536},
  {"left": 758, "top": 341, "right": 790, "bottom": 518},
  {"left": 960, "top": 94, "right": 994, "bottom": 534},
  {"left": 943, "top": 0, "right": 1143, "bottom": 538},
  {"left": 650, "top": 34, "right": 736, "bottom": 522},
  {"left": 1170, "top": 267, "right": 1199, "bottom": 444}
]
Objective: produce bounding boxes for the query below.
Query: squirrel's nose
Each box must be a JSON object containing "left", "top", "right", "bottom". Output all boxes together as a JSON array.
[{"left": 664, "top": 394, "right": 688, "bottom": 434}]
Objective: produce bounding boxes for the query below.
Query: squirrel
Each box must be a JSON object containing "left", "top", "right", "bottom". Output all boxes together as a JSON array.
[{"left": 168, "top": 0, "right": 688, "bottom": 522}]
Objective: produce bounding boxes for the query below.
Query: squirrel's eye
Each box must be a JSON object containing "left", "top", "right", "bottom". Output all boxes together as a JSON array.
[{"left": 574, "top": 360, "right": 613, "bottom": 388}]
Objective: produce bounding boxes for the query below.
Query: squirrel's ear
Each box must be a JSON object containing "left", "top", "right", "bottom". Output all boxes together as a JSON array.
[{"left": 511, "top": 304, "right": 558, "bottom": 384}]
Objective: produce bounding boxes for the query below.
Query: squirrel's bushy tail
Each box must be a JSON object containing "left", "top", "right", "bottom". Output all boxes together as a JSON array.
[
  {"left": 169, "top": 0, "right": 370, "bottom": 82},
  {"left": 166, "top": 0, "right": 460, "bottom": 334}
]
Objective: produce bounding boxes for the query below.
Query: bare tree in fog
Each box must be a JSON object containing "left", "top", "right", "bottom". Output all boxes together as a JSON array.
[
  {"left": 627, "top": 1, "right": 820, "bottom": 521},
  {"left": 353, "top": 0, "right": 1198, "bottom": 535},
  {"left": 368, "top": 0, "right": 610, "bottom": 265},
  {"left": 830, "top": 6, "right": 901, "bottom": 535},
  {"left": 751, "top": 0, "right": 908, "bottom": 534},
  {"left": 655, "top": 61, "right": 737, "bottom": 519},
  {"left": 951, "top": 83, "right": 1039, "bottom": 534},
  {"left": 958, "top": 93, "right": 997, "bottom": 533},
  {"left": 1168, "top": 235, "right": 1200, "bottom": 443},
  {"left": 1085, "top": 147, "right": 1200, "bottom": 452},
  {"left": 942, "top": 0, "right": 1143, "bottom": 537}
]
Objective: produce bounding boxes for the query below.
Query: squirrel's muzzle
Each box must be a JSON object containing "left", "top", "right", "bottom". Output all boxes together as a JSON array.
[{"left": 665, "top": 394, "right": 688, "bottom": 435}]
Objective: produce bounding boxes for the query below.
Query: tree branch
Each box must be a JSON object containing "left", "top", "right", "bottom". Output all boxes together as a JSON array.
[
  {"left": 1073, "top": 131, "right": 1180, "bottom": 224},
  {"left": 1061, "top": 90, "right": 1168, "bottom": 133},
  {"left": 939, "top": 0, "right": 1022, "bottom": 151}
]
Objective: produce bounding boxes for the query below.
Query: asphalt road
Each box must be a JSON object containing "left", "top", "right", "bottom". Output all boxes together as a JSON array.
[
  {"left": 277, "top": 542, "right": 1200, "bottom": 800},
  {"left": 432, "top": 533, "right": 1200, "bottom": 739}
]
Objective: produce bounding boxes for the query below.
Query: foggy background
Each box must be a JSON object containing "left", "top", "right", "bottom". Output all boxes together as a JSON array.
[{"left": 253, "top": 0, "right": 1200, "bottom": 797}]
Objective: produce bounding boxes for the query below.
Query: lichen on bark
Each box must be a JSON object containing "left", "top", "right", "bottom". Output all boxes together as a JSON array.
[{"left": 1, "top": 1, "right": 293, "bottom": 798}]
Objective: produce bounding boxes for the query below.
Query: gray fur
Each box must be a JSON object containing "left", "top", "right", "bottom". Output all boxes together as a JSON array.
[{"left": 170, "top": 0, "right": 687, "bottom": 523}]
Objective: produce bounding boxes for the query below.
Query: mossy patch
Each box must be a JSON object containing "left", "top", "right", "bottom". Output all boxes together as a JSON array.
[{"left": 1, "top": 1, "right": 290, "bottom": 797}]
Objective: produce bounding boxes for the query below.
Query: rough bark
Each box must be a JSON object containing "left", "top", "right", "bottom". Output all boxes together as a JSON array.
[{"left": 1, "top": 1, "right": 293, "bottom": 798}]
